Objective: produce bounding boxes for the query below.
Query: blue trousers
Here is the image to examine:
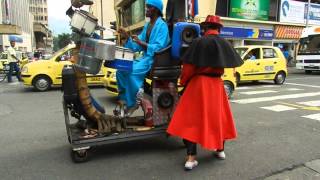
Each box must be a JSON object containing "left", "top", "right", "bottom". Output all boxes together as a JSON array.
[{"left": 7, "top": 62, "right": 21, "bottom": 83}]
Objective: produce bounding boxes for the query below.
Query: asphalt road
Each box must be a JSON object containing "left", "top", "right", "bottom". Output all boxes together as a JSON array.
[{"left": 1, "top": 67, "right": 320, "bottom": 180}]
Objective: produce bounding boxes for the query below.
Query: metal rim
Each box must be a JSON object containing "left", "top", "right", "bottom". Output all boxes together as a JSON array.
[
  {"left": 275, "top": 72, "right": 285, "bottom": 84},
  {"left": 35, "top": 77, "right": 50, "bottom": 91}
]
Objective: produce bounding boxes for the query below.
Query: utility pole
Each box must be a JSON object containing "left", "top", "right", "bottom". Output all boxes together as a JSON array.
[
  {"left": 306, "top": 0, "right": 311, "bottom": 27},
  {"left": 100, "top": 0, "right": 104, "bottom": 38}
]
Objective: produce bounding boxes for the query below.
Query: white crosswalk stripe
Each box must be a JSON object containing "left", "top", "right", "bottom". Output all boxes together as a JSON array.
[
  {"left": 231, "top": 92, "right": 320, "bottom": 104},
  {"left": 236, "top": 87, "right": 254, "bottom": 90},
  {"left": 285, "top": 88, "right": 303, "bottom": 91},
  {"left": 302, "top": 113, "right": 320, "bottom": 122},
  {"left": 297, "top": 101, "right": 320, "bottom": 107},
  {"left": 260, "top": 105, "right": 297, "bottom": 112},
  {"left": 239, "top": 90, "right": 278, "bottom": 95}
]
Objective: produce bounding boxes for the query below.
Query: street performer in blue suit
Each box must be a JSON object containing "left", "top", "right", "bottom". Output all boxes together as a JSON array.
[{"left": 117, "top": 0, "right": 170, "bottom": 116}]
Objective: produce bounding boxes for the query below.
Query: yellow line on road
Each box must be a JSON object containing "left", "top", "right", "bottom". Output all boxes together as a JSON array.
[{"left": 278, "top": 102, "right": 320, "bottom": 111}]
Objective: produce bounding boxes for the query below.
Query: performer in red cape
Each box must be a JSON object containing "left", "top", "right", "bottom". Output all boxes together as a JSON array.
[{"left": 167, "top": 15, "right": 243, "bottom": 171}]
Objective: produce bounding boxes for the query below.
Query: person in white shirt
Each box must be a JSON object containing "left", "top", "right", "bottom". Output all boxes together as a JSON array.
[{"left": 7, "top": 41, "right": 22, "bottom": 83}]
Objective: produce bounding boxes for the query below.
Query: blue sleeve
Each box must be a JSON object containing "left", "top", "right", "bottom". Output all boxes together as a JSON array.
[
  {"left": 124, "top": 24, "right": 148, "bottom": 52},
  {"left": 146, "top": 22, "right": 170, "bottom": 57}
]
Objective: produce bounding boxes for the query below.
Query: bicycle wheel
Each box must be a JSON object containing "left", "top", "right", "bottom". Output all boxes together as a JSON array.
[{"left": 0, "top": 71, "right": 7, "bottom": 82}]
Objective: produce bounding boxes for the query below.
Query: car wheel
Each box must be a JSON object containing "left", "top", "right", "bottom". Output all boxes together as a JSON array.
[
  {"left": 224, "top": 81, "right": 234, "bottom": 99},
  {"left": 274, "top": 72, "right": 286, "bottom": 85},
  {"left": 305, "top": 70, "right": 312, "bottom": 74},
  {"left": 33, "top": 76, "right": 52, "bottom": 91}
]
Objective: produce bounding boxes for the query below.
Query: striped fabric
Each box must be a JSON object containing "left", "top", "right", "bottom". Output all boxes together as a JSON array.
[
  {"left": 188, "top": 0, "right": 198, "bottom": 18},
  {"left": 275, "top": 25, "right": 304, "bottom": 39}
]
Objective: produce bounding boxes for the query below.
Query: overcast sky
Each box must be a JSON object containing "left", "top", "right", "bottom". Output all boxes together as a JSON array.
[{"left": 48, "top": 0, "right": 72, "bottom": 35}]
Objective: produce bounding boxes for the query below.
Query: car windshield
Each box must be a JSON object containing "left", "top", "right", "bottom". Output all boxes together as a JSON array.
[
  {"left": 298, "top": 35, "right": 320, "bottom": 55},
  {"left": 42, "top": 54, "right": 52, "bottom": 60},
  {"left": 235, "top": 48, "right": 248, "bottom": 57},
  {"left": 46, "top": 46, "right": 71, "bottom": 60}
]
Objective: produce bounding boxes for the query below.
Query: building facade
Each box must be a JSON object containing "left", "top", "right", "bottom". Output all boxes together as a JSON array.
[
  {"left": 214, "top": 0, "right": 317, "bottom": 54},
  {"left": 29, "top": 0, "right": 53, "bottom": 53},
  {"left": 90, "top": 0, "right": 116, "bottom": 39},
  {"left": 0, "top": 0, "right": 35, "bottom": 52},
  {"left": 29, "top": 0, "right": 48, "bottom": 26}
]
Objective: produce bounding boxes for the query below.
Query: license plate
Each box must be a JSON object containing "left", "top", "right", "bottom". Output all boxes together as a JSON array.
[{"left": 89, "top": 77, "right": 101, "bottom": 81}]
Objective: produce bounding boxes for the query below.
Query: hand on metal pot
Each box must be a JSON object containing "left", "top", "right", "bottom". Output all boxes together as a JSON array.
[
  {"left": 118, "top": 28, "right": 129, "bottom": 39},
  {"left": 131, "top": 35, "right": 140, "bottom": 43}
]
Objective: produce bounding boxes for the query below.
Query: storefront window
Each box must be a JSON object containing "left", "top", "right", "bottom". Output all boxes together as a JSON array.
[{"left": 121, "top": 0, "right": 145, "bottom": 27}]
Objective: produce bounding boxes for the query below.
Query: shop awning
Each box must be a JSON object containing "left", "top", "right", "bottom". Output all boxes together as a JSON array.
[
  {"left": 8, "top": 35, "right": 23, "bottom": 43},
  {"left": 275, "top": 25, "right": 304, "bottom": 39}
]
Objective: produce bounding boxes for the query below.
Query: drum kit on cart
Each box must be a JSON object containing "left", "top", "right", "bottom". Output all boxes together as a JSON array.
[{"left": 63, "top": 0, "right": 201, "bottom": 162}]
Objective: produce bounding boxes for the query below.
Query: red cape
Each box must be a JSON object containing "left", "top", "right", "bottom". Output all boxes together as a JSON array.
[{"left": 167, "top": 64, "right": 237, "bottom": 150}]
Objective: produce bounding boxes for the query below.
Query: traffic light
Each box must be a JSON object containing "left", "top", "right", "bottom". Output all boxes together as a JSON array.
[{"left": 110, "top": 21, "right": 117, "bottom": 31}]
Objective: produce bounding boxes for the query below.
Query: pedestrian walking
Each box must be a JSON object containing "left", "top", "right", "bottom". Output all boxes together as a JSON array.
[
  {"left": 7, "top": 40, "right": 22, "bottom": 83},
  {"left": 167, "top": 15, "right": 243, "bottom": 171}
]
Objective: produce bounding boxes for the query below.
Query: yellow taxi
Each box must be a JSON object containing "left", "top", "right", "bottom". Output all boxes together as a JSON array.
[
  {"left": 234, "top": 46, "right": 288, "bottom": 84},
  {"left": 102, "top": 67, "right": 237, "bottom": 98},
  {"left": 21, "top": 44, "right": 106, "bottom": 91}
]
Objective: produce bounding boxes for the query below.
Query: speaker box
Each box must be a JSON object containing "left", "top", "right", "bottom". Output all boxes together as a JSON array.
[
  {"left": 171, "top": 22, "right": 201, "bottom": 60},
  {"left": 152, "top": 81, "right": 179, "bottom": 126}
]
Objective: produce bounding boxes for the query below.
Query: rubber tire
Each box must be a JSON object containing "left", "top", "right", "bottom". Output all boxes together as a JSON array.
[
  {"left": 71, "top": 149, "right": 89, "bottom": 163},
  {"left": 224, "top": 81, "right": 234, "bottom": 99},
  {"left": 274, "top": 72, "right": 286, "bottom": 85},
  {"left": 33, "top": 76, "right": 51, "bottom": 91},
  {"left": 305, "top": 70, "right": 312, "bottom": 74}
]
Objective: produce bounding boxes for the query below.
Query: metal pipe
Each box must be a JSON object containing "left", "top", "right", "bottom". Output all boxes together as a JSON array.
[
  {"left": 100, "top": 0, "right": 104, "bottom": 37},
  {"left": 185, "top": 0, "right": 188, "bottom": 21},
  {"left": 306, "top": 0, "right": 311, "bottom": 27}
]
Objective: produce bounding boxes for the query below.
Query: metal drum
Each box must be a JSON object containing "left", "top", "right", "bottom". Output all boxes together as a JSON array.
[
  {"left": 70, "top": 10, "right": 98, "bottom": 36},
  {"left": 76, "top": 38, "right": 116, "bottom": 74}
]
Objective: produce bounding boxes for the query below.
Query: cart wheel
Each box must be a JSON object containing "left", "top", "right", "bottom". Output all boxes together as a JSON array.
[{"left": 71, "top": 149, "right": 89, "bottom": 163}]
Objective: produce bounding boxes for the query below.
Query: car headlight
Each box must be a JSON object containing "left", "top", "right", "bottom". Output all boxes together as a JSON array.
[{"left": 21, "top": 66, "right": 28, "bottom": 73}]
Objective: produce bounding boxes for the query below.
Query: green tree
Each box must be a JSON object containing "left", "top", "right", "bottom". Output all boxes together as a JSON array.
[{"left": 53, "top": 33, "right": 72, "bottom": 51}]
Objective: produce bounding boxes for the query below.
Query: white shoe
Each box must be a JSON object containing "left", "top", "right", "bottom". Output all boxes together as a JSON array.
[
  {"left": 125, "top": 105, "right": 139, "bottom": 117},
  {"left": 215, "top": 151, "right": 226, "bottom": 160},
  {"left": 184, "top": 160, "right": 198, "bottom": 170}
]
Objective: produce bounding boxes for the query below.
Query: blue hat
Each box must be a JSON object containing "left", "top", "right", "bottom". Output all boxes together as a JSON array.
[{"left": 146, "top": 0, "right": 163, "bottom": 12}]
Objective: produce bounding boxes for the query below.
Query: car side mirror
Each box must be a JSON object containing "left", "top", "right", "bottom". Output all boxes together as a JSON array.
[{"left": 56, "top": 56, "right": 62, "bottom": 61}]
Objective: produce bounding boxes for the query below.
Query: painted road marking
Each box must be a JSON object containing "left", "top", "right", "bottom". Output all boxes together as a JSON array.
[
  {"left": 298, "top": 101, "right": 320, "bottom": 107},
  {"left": 240, "top": 90, "right": 278, "bottom": 95},
  {"left": 286, "top": 83, "right": 320, "bottom": 89},
  {"left": 302, "top": 113, "right": 320, "bottom": 122},
  {"left": 236, "top": 87, "right": 254, "bottom": 90},
  {"left": 231, "top": 92, "right": 320, "bottom": 104},
  {"left": 260, "top": 105, "right": 297, "bottom": 112},
  {"left": 261, "top": 85, "right": 279, "bottom": 88},
  {"left": 285, "top": 88, "right": 303, "bottom": 91},
  {"left": 278, "top": 102, "right": 320, "bottom": 111}
]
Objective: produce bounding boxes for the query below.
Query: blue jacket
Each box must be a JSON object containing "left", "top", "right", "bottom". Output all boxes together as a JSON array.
[{"left": 117, "top": 17, "right": 170, "bottom": 108}]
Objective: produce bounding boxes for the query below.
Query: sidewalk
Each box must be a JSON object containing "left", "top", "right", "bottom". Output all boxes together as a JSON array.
[{"left": 264, "top": 159, "right": 320, "bottom": 180}]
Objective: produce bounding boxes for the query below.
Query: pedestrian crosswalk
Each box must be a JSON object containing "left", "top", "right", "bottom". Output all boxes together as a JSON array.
[{"left": 231, "top": 83, "right": 320, "bottom": 122}]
